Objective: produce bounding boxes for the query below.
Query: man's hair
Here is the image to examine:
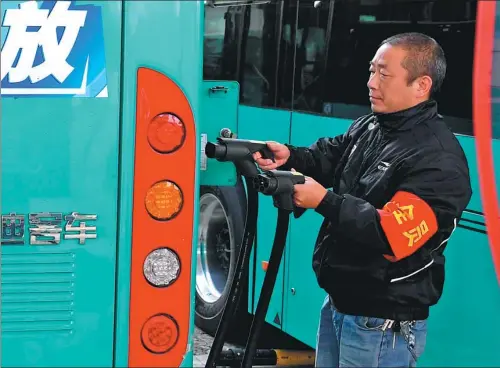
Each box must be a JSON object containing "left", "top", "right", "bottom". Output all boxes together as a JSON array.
[{"left": 380, "top": 32, "right": 446, "bottom": 95}]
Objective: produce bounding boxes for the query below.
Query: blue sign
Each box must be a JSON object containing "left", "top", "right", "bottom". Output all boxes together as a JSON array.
[{"left": 1, "top": 0, "right": 107, "bottom": 98}]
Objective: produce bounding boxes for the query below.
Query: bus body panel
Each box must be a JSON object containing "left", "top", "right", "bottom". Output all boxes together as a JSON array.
[
  {"left": 199, "top": 80, "right": 240, "bottom": 187},
  {"left": 1, "top": 1, "right": 123, "bottom": 366},
  {"left": 284, "top": 113, "right": 351, "bottom": 346},
  {"left": 116, "top": 1, "right": 204, "bottom": 366},
  {"left": 1, "top": 1, "right": 204, "bottom": 366},
  {"left": 419, "top": 226, "right": 500, "bottom": 366}
]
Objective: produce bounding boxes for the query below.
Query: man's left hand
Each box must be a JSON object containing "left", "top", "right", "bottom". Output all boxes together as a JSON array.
[{"left": 293, "top": 174, "right": 328, "bottom": 209}]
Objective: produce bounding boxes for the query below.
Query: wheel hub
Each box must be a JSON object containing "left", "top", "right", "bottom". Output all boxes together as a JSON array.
[{"left": 197, "top": 193, "right": 235, "bottom": 304}]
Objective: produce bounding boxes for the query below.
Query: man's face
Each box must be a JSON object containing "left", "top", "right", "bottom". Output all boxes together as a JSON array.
[{"left": 367, "top": 44, "right": 426, "bottom": 114}]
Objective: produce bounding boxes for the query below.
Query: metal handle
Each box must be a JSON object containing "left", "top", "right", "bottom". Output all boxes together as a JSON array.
[{"left": 209, "top": 85, "right": 228, "bottom": 94}]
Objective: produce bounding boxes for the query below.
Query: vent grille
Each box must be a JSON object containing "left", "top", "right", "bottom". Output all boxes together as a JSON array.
[{"left": 1, "top": 252, "right": 75, "bottom": 333}]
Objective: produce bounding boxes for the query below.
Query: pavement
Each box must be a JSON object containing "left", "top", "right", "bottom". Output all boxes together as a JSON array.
[
  {"left": 193, "top": 327, "right": 214, "bottom": 367},
  {"left": 194, "top": 353, "right": 210, "bottom": 367},
  {"left": 193, "top": 327, "right": 238, "bottom": 367},
  {"left": 193, "top": 352, "right": 282, "bottom": 368},
  {"left": 193, "top": 327, "right": 314, "bottom": 367}
]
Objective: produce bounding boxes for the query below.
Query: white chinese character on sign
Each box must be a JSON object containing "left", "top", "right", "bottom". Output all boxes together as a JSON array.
[{"left": 1, "top": 1, "right": 87, "bottom": 84}]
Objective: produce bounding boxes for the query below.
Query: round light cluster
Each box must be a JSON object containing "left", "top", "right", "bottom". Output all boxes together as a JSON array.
[
  {"left": 147, "top": 112, "right": 186, "bottom": 154},
  {"left": 141, "top": 313, "right": 179, "bottom": 354},
  {"left": 143, "top": 247, "right": 181, "bottom": 287},
  {"left": 141, "top": 111, "right": 185, "bottom": 355},
  {"left": 145, "top": 180, "right": 183, "bottom": 221}
]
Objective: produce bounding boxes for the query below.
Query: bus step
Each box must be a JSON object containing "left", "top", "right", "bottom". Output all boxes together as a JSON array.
[{"left": 217, "top": 348, "right": 315, "bottom": 367}]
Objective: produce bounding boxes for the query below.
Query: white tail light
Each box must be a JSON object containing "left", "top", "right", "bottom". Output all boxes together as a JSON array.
[{"left": 143, "top": 247, "right": 181, "bottom": 287}]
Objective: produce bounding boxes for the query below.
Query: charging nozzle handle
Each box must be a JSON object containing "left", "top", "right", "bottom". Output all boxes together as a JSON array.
[
  {"left": 272, "top": 192, "right": 307, "bottom": 218},
  {"left": 218, "top": 138, "right": 275, "bottom": 163},
  {"left": 293, "top": 206, "right": 307, "bottom": 219},
  {"left": 234, "top": 160, "right": 260, "bottom": 179},
  {"left": 253, "top": 170, "right": 306, "bottom": 214},
  {"left": 205, "top": 138, "right": 275, "bottom": 178}
]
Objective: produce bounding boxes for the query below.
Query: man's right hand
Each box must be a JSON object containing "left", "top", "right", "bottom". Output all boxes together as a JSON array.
[{"left": 252, "top": 141, "right": 290, "bottom": 171}]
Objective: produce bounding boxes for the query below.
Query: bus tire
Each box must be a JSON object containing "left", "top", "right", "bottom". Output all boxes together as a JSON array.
[{"left": 195, "top": 179, "right": 250, "bottom": 341}]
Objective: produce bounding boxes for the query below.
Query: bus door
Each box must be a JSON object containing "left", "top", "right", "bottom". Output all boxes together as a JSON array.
[
  {"left": 1, "top": 1, "right": 122, "bottom": 367},
  {"left": 285, "top": 0, "right": 340, "bottom": 345},
  {"left": 237, "top": 0, "right": 296, "bottom": 332}
]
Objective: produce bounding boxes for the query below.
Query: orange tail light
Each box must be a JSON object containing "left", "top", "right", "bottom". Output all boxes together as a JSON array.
[{"left": 128, "top": 67, "right": 196, "bottom": 367}]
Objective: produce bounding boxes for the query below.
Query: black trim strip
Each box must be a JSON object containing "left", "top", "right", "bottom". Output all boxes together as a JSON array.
[
  {"left": 464, "top": 208, "right": 485, "bottom": 216},
  {"left": 459, "top": 217, "right": 486, "bottom": 227},
  {"left": 457, "top": 224, "right": 487, "bottom": 234}
]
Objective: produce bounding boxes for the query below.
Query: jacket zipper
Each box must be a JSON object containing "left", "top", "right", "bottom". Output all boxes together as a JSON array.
[{"left": 346, "top": 122, "right": 384, "bottom": 195}]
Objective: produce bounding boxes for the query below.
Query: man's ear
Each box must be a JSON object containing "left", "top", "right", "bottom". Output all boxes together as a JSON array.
[{"left": 415, "top": 75, "right": 433, "bottom": 97}]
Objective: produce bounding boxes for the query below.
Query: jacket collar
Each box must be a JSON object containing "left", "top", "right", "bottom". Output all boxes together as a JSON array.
[{"left": 373, "top": 99, "right": 438, "bottom": 131}]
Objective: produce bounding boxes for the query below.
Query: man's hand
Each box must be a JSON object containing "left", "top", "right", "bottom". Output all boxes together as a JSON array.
[
  {"left": 293, "top": 172, "right": 328, "bottom": 209},
  {"left": 252, "top": 141, "right": 290, "bottom": 171}
]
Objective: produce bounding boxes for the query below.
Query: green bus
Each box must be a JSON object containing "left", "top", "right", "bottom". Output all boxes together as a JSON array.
[
  {"left": 1, "top": 0, "right": 499, "bottom": 367},
  {"left": 196, "top": 0, "right": 500, "bottom": 366}
]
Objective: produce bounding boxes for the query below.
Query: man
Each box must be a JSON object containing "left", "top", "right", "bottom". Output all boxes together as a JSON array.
[{"left": 253, "top": 33, "right": 472, "bottom": 367}]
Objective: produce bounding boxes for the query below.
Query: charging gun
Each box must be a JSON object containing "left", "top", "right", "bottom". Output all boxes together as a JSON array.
[
  {"left": 204, "top": 137, "right": 270, "bottom": 368},
  {"left": 205, "top": 137, "right": 275, "bottom": 177},
  {"left": 204, "top": 138, "right": 306, "bottom": 368},
  {"left": 236, "top": 169, "right": 306, "bottom": 368},
  {"left": 253, "top": 169, "right": 307, "bottom": 218}
]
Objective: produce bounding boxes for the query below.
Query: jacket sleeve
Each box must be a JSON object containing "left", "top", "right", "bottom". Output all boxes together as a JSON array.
[
  {"left": 279, "top": 135, "right": 349, "bottom": 188},
  {"left": 314, "top": 152, "right": 472, "bottom": 261},
  {"left": 278, "top": 117, "right": 368, "bottom": 187}
]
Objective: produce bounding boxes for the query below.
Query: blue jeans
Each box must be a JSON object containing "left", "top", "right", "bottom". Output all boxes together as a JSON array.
[{"left": 315, "top": 295, "right": 428, "bottom": 367}]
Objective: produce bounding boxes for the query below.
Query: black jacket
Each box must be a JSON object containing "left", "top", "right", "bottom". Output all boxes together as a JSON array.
[{"left": 282, "top": 99, "right": 472, "bottom": 321}]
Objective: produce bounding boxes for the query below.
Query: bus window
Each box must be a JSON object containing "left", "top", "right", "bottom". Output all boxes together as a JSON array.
[
  {"left": 203, "top": 1, "right": 287, "bottom": 108},
  {"left": 291, "top": 0, "right": 331, "bottom": 114},
  {"left": 204, "top": 5, "right": 240, "bottom": 81},
  {"left": 239, "top": 4, "right": 273, "bottom": 106},
  {"left": 310, "top": 0, "right": 476, "bottom": 136},
  {"left": 239, "top": 1, "right": 291, "bottom": 108},
  {"left": 274, "top": 0, "right": 301, "bottom": 109}
]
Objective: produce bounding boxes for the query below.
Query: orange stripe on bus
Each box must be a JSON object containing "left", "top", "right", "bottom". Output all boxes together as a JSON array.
[
  {"left": 473, "top": 1, "right": 500, "bottom": 285},
  {"left": 378, "top": 191, "right": 438, "bottom": 262},
  {"left": 128, "top": 67, "right": 196, "bottom": 367}
]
